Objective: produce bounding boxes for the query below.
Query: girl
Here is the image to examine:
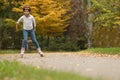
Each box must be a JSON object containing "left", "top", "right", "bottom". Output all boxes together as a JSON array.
[{"left": 16, "top": 6, "right": 44, "bottom": 58}]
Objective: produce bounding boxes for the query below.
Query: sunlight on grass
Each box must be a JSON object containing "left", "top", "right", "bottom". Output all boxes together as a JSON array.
[
  {"left": 85, "top": 47, "right": 120, "bottom": 55},
  {"left": 0, "top": 61, "right": 93, "bottom": 80},
  {"left": 0, "top": 50, "right": 19, "bottom": 54},
  {"left": 0, "top": 50, "right": 36, "bottom": 54}
]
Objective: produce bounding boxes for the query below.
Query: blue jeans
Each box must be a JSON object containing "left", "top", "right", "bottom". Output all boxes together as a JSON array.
[{"left": 21, "top": 29, "right": 40, "bottom": 49}]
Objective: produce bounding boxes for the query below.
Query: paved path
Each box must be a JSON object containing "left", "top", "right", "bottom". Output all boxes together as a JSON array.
[{"left": 0, "top": 52, "right": 120, "bottom": 80}]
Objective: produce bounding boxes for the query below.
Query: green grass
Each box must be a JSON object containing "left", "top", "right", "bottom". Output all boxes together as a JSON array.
[
  {"left": 0, "top": 50, "right": 19, "bottom": 54},
  {"left": 85, "top": 47, "right": 120, "bottom": 55},
  {"left": 0, "top": 50, "right": 36, "bottom": 54},
  {"left": 0, "top": 61, "right": 92, "bottom": 80},
  {"left": 0, "top": 47, "right": 120, "bottom": 55}
]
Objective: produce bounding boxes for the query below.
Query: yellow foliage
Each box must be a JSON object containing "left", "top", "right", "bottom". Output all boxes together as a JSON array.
[
  {"left": 12, "top": 8, "right": 23, "bottom": 12},
  {"left": 12, "top": 0, "right": 71, "bottom": 37},
  {"left": 5, "top": 18, "right": 16, "bottom": 27},
  {"left": 91, "top": 0, "right": 120, "bottom": 47}
]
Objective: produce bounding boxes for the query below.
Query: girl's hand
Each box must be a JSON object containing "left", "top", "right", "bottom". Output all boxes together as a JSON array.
[
  {"left": 16, "top": 24, "right": 18, "bottom": 32},
  {"left": 34, "top": 28, "right": 36, "bottom": 31}
]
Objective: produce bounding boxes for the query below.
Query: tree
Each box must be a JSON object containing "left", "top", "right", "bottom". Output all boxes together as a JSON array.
[
  {"left": 68, "top": 0, "right": 86, "bottom": 39},
  {"left": 86, "top": 0, "right": 93, "bottom": 48},
  {"left": 12, "top": 0, "right": 71, "bottom": 37},
  {"left": 88, "top": 0, "right": 120, "bottom": 47},
  {"left": 0, "top": 0, "right": 20, "bottom": 49},
  {"left": 65, "top": 0, "right": 87, "bottom": 49}
]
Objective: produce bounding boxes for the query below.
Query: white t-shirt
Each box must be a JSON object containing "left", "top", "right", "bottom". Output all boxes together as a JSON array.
[{"left": 17, "top": 14, "right": 36, "bottom": 30}]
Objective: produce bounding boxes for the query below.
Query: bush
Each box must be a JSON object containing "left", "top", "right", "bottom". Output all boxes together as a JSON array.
[{"left": 43, "top": 37, "right": 80, "bottom": 51}]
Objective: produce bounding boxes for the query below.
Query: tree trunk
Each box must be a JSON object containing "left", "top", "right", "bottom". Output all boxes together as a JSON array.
[
  {"left": 47, "top": 36, "right": 50, "bottom": 50},
  {"left": 87, "top": 0, "right": 93, "bottom": 48}
]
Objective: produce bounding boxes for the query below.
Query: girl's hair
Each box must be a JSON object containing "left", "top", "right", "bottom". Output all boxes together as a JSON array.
[{"left": 23, "top": 6, "right": 31, "bottom": 11}]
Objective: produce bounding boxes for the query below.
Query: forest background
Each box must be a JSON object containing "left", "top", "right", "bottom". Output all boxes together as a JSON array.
[{"left": 0, "top": 0, "right": 119, "bottom": 51}]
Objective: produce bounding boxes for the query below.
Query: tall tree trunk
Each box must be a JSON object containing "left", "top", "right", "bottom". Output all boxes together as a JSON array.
[
  {"left": 0, "top": 19, "right": 4, "bottom": 50},
  {"left": 87, "top": 0, "right": 93, "bottom": 48}
]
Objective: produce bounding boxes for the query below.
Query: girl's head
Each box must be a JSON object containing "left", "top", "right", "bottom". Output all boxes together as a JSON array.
[
  {"left": 23, "top": 6, "right": 31, "bottom": 12},
  {"left": 23, "top": 6, "right": 31, "bottom": 16}
]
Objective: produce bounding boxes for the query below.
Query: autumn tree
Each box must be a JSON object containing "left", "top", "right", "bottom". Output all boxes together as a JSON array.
[
  {"left": 87, "top": 0, "right": 120, "bottom": 47},
  {"left": 12, "top": 0, "right": 71, "bottom": 37}
]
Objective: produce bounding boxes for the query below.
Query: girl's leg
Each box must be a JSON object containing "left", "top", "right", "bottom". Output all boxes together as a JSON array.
[
  {"left": 29, "top": 29, "right": 40, "bottom": 49},
  {"left": 20, "top": 30, "right": 28, "bottom": 55},
  {"left": 30, "top": 29, "right": 44, "bottom": 57}
]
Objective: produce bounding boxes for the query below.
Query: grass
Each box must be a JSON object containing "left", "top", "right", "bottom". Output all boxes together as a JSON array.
[
  {"left": 0, "top": 50, "right": 19, "bottom": 54},
  {"left": 0, "top": 50, "right": 36, "bottom": 54},
  {"left": 0, "top": 47, "right": 120, "bottom": 55},
  {"left": 0, "top": 61, "right": 93, "bottom": 80},
  {"left": 85, "top": 47, "right": 120, "bottom": 55}
]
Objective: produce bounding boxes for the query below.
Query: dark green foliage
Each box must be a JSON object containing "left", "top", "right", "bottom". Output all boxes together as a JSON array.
[
  {"left": 77, "top": 37, "right": 87, "bottom": 50},
  {"left": 38, "top": 36, "right": 87, "bottom": 51},
  {"left": 0, "top": 20, "right": 22, "bottom": 49},
  {"left": 47, "top": 37, "right": 80, "bottom": 51}
]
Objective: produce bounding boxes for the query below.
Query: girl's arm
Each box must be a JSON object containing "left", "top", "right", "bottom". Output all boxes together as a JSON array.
[
  {"left": 16, "top": 16, "right": 23, "bottom": 31},
  {"left": 32, "top": 16, "right": 36, "bottom": 30}
]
